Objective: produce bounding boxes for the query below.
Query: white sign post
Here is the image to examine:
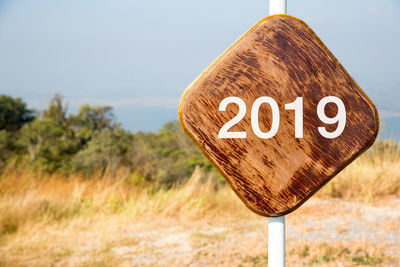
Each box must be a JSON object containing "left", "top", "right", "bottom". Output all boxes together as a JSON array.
[
  {"left": 269, "top": 0, "right": 287, "bottom": 15},
  {"left": 268, "top": 216, "right": 285, "bottom": 266},
  {"left": 268, "top": 2, "right": 287, "bottom": 267}
]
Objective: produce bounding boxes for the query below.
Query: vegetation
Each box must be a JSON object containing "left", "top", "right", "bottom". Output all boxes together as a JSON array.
[
  {"left": 0, "top": 138, "right": 399, "bottom": 238},
  {"left": 0, "top": 94, "right": 216, "bottom": 187}
]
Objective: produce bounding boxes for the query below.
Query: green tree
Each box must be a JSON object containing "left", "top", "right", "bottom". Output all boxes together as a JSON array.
[
  {"left": 19, "top": 118, "right": 80, "bottom": 172},
  {"left": 129, "top": 121, "right": 215, "bottom": 187},
  {"left": 70, "top": 104, "right": 115, "bottom": 144},
  {"left": 71, "top": 104, "right": 114, "bottom": 131},
  {"left": 42, "top": 94, "right": 69, "bottom": 128},
  {"left": 0, "top": 95, "right": 34, "bottom": 131},
  {"left": 72, "top": 126, "right": 133, "bottom": 174},
  {"left": 19, "top": 119, "right": 63, "bottom": 164}
]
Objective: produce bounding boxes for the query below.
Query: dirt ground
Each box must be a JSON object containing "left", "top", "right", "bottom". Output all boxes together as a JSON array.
[{"left": 1, "top": 198, "right": 399, "bottom": 266}]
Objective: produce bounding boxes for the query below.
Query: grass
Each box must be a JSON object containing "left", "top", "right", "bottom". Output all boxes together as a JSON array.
[
  {"left": 241, "top": 255, "right": 268, "bottom": 267},
  {"left": 290, "top": 243, "right": 389, "bottom": 266},
  {"left": 317, "top": 140, "right": 400, "bottom": 201},
  {"left": 1, "top": 140, "right": 398, "bottom": 236},
  {"left": 0, "top": 141, "right": 399, "bottom": 266},
  {"left": 0, "top": 166, "right": 243, "bottom": 240}
]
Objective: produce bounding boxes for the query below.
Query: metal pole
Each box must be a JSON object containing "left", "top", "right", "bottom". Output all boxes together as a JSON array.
[
  {"left": 267, "top": 0, "right": 286, "bottom": 262},
  {"left": 268, "top": 216, "right": 285, "bottom": 266},
  {"left": 269, "top": 0, "right": 287, "bottom": 15}
]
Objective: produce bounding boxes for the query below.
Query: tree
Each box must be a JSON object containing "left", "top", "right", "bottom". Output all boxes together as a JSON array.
[
  {"left": 71, "top": 104, "right": 114, "bottom": 132},
  {"left": 19, "top": 118, "right": 81, "bottom": 172},
  {"left": 72, "top": 126, "right": 133, "bottom": 174},
  {"left": 69, "top": 104, "right": 115, "bottom": 143},
  {"left": 42, "top": 94, "right": 69, "bottom": 128},
  {"left": 0, "top": 95, "right": 34, "bottom": 131},
  {"left": 128, "top": 121, "right": 215, "bottom": 187}
]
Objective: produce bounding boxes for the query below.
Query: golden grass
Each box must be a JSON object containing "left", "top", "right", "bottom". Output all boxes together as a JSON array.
[
  {"left": 1, "top": 145, "right": 399, "bottom": 237},
  {"left": 317, "top": 143, "right": 400, "bottom": 201},
  {"left": 0, "top": 144, "right": 399, "bottom": 266},
  {"left": 0, "top": 166, "right": 246, "bottom": 238}
]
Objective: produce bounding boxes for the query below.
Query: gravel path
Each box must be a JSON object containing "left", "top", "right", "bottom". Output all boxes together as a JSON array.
[{"left": 109, "top": 198, "right": 400, "bottom": 266}]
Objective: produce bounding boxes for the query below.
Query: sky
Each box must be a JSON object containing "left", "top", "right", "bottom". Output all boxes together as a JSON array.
[{"left": 0, "top": 0, "right": 399, "bottom": 138}]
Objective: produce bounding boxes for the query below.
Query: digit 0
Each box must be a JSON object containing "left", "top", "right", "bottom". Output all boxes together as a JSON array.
[{"left": 251, "top": 97, "right": 280, "bottom": 139}]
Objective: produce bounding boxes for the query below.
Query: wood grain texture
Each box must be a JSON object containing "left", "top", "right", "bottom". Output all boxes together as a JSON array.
[{"left": 179, "top": 15, "right": 379, "bottom": 217}]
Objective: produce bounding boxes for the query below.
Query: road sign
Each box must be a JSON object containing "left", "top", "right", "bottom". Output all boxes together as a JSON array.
[{"left": 178, "top": 15, "right": 379, "bottom": 217}]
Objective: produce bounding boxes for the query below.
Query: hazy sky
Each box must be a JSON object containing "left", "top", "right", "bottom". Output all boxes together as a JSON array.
[{"left": 0, "top": 0, "right": 399, "bottom": 137}]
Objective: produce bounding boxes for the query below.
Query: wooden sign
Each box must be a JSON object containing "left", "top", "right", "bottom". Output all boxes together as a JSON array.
[{"left": 178, "top": 15, "right": 379, "bottom": 217}]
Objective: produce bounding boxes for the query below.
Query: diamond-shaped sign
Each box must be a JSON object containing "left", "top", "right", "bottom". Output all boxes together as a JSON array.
[{"left": 178, "top": 15, "right": 379, "bottom": 217}]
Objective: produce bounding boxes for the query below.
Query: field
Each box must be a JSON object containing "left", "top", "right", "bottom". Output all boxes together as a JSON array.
[{"left": 0, "top": 144, "right": 399, "bottom": 266}]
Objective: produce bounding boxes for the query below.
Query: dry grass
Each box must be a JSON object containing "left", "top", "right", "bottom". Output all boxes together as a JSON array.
[
  {"left": 317, "top": 142, "right": 400, "bottom": 201},
  {"left": 0, "top": 145, "right": 399, "bottom": 266},
  {"left": 0, "top": 166, "right": 246, "bottom": 239}
]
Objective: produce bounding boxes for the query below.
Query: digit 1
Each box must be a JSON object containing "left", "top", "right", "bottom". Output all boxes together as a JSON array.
[{"left": 285, "top": 97, "right": 303, "bottom": 138}]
